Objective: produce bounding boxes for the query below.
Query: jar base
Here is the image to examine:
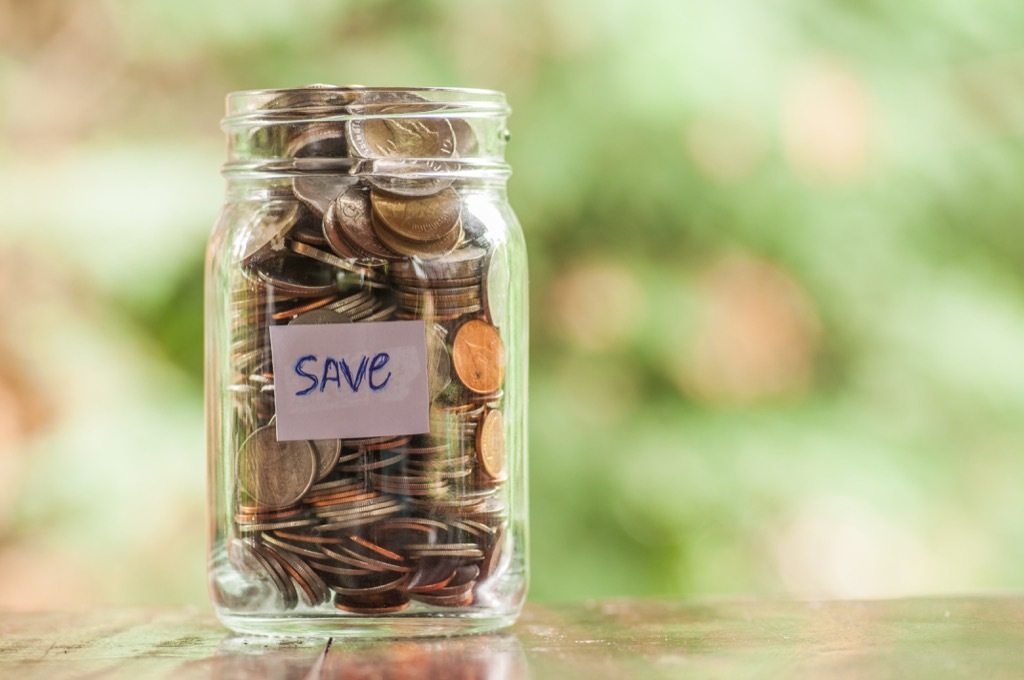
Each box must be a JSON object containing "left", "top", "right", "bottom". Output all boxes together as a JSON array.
[{"left": 216, "top": 608, "right": 521, "bottom": 638}]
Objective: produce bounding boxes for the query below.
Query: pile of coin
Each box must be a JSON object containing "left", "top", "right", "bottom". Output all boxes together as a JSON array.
[{"left": 225, "top": 88, "right": 511, "bottom": 614}]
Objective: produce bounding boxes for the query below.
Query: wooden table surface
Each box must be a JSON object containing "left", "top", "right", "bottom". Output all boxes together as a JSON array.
[{"left": 1, "top": 597, "right": 1022, "bottom": 679}]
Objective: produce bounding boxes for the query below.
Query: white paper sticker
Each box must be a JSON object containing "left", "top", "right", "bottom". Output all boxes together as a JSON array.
[{"left": 269, "top": 320, "right": 430, "bottom": 441}]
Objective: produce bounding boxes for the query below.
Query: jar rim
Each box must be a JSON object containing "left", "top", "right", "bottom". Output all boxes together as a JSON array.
[
  {"left": 228, "top": 85, "right": 507, "bottom": 98},
  {"left": 224, "top": 86, "right": 510, "bottom": 124}
]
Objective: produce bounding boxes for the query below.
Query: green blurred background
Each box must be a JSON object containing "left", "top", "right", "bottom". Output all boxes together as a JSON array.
[{"left": 2, "top": 0, "right": 1024, "bottom": 609}]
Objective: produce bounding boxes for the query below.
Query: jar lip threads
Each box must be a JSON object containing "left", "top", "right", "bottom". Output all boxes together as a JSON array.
[
  {"left": 208, "top": 86, "right": 525, "bottom": 636},
  {"left": 222, "top": 86, "right": 511, "bottom": 181}
]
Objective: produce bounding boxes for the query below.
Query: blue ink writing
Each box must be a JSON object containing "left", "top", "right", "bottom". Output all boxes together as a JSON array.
[
  {"left": 320, "top": 357, "right": 341, "bottom": 392},
  {"left": 340, "top": 356, "right": 369, "bottom": 392},
  {"left": 294, "top": 355, "right": 318, "bottom": 396},
  {"left": 293, "top": 352, "right": 394, "bottom": 396},
  {"left": 369, "top": 352, "right": 391, "bottom": 390}
]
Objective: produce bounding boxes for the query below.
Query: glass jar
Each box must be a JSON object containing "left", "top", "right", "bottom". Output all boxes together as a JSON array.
[{"left": 205, "top": 86, "right": 527, "bottom": 636}]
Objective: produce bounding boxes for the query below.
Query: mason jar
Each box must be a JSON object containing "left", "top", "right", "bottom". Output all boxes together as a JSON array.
[{"left": 205, "top": 86, "right": 527, "bottom": 636}]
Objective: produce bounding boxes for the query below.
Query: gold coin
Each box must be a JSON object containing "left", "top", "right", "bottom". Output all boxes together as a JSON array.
[
  {"left": 374, "top": 217, "right": 464, "bottom": 259},
  {"left": 370, "top": 188, "right": 461, "bottom": 243},
  {"left": 451, "top": 319, "right": 506, "bottom": 394},
  {"left": 476, "top": 409, "right": 506, "bottom": 481},
  {"left": 349, "top": 102, "right": 456, "bottom": 159}
]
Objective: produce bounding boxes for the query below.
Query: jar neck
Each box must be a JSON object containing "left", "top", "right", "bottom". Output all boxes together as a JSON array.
[{"left": 221, "top": 86, "right": 511, "bottom": 185}]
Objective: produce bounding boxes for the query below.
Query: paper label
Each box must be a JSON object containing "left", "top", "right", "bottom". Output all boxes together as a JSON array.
[{"left": 269, "top": 320, "right": 430, "bottom": 441}]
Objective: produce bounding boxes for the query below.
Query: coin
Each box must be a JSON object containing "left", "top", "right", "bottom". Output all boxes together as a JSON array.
[
  {"left": 390, "top": 245, "right": 487, "bottom": 282},
  {"left": 451, "top": 319, "right": 506, "bottom": 394},
  {"left": 476, "top": 409, "right": 506, "bottom": 481},
  {"left": 289, "top": 308, "right": 352, "bottom": 325},
  {"left": 426, "top": 324, "right": 451, "bottom": 400},
  {"left": 263, "top": 86, "right": 361, "bottom": 112},
  {"left": 311, "top": 439, "right": 343, "bottom": 481},
  {"left": 271, "top": 295, "right": 337, "bottom": 321},
  {"left": 239, "top": 201, "right": 300, "bottom": 264},
  {"left": 284, "top": 203, "right": 331, "bottom": 248},
  {"left": 238, "top": 426, "right": 317, "bottom": 508},
  {"left": 480, "top": 524, "right": 506, "bottom": 580},
  {"left": 248, "top": 541, "right": 299, "bottom": 610},
  {"left": 324, "top": 188, "right": 395, "bottom": 261},
  {"left": 287, "top": 123, "right": 349, "bottom": 159},
  {"left": 252, "top": 250, "right": 338, "bottom": 297},
  {"left": 334, "top": 589, "right": 411, "bottom": 615},
  {"left": 331, "top": 573, "right": 407, "bottom": 596},
  {"left": 450, "top": 117, "right": 479, "bottom": 157},
  {"left": 370, "top": 188, "right": 461, "bottom": 243},
  {"left": 288, "top": 239, "right": 385, "bottom": 280},
  {"left": 373, "top": 215, "right": 464, "bottom": 258},
  {"left": 483, "top": 248, "right": 509, "bottom": 327},
  {"left": 365, "top": 158, "right": 455, "bottom": 198},
  {"left": 293, "top": 175, "right": 357, "bottom": 217},
  {"left": 226, "top": 90, "right": 518, "bottom": 614},
  {"left": 348, "top": 96, "right": 456, "bottom": 159},
  {"left": 270, "top": 542, "right": 331, "bottom": 607}
]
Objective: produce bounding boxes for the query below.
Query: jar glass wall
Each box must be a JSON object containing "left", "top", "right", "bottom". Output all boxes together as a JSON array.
[{"left": 205, "top": 87, "right": 527, "bottom": 637}]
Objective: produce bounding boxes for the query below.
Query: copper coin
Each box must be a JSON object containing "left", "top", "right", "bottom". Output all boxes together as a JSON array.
[
  {"left": 272, "top": 295, "right": 337, "bottom": 321},
  {"left": 331, "top": 573, "right": 407, "bottom": 596},
  {"left": 334, "top": 593, "right": 411, "bottom": 615},
  {"left": 238, "top": 425, "right": 317, "bottom": 509},
  {"left": 261, "top": 533, "right": 327, "bottom": 561},
  {"left": 371, "top": 188, "right": 461, "bottom": 243},
  {"left": 476, "top": 409, "right": 506, "bottom": 481},
  {"left": 271, "top": 543, "right": 331, "bottom": 606},
  {"left": 480, "top": 525, "right": 507, "bottom": 580},
  {"left": 249, "top": 542, "right": 299, "bottom": 609},
  {"left": 262, "top": 543, "right": 318, "bottom": 607},
  {"left": 451, "top": 319, "right": 506, "bottom": 394},
  {"left": 406, "top": 558, "right": 459, "bottom": 594}
]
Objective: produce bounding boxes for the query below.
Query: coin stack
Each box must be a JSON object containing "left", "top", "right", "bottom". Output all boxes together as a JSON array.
[{"left": 226, "top": 89, "right": 511, "bottom": 615}]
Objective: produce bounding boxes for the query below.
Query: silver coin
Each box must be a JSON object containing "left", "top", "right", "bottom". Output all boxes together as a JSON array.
[
  {"left": 289, "top": 308, "right": 352, "bottom": 325},
  {"left": 239, "top": 201, "right": 300, "bottom": 264},
  {"left": 483, "top": 246, "right": 510, "bottom": 327},
  {"left": 324, "top": 187, "right": 395, "bottom": 261},
  {"left": 253, "top": 250, "right": 338, "bottom": 297},
  {"left": 237, "top": 425, "right": 317, "bottom": 508},
  {"left": 286, "top": 123, "right": 348, "bottom": 159},
  {"left": 365, "top": 158, "right": 455, "bottom": 198},
  {"left": 426, "top": 323, "right": 452, "bottom": 400},
  {"left": 311, "top": 439, "right": 343, "bottom": 481},
  {"left": 293, "top": 175, "right": 356, "bottom": 217}
]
